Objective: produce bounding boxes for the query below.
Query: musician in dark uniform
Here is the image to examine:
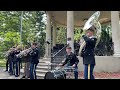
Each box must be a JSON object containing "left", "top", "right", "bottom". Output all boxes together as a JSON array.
[
  {"left": 5, "top": 59, "right": 9, "bottom": 72},
  {"left": 5, "top": 49, "right": 10, "bottom": 72},
  {"left": 14, "top": 46, "right": 22, "bottom": 77},
  {"left": 12, "top": 47, "right": 17, "bottom": 75},
  {"left": 29, "top": 42, "right": 40, "bottom": 79},
  {"left": 81, "top": 26, "right": 97, "bottom": 79},
  {"left": 61, "top": 46, "right": 79, "bottom": 79},
  {"left": 7, "top": 48, "right": 13, "bottom": 75}
]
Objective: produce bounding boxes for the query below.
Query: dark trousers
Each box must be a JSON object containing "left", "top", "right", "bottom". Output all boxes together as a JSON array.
[
  {"left": 6, "top": 60, "right": 9, "bottom": 71},
  {"left": 12, "top": 61, "right": 15, "bottom": 75},
  {"left": 74, "top": 67, "right": 78, "bottom": 79},
  {"left": 9, "top": 60, "right": 13, "bottom": 74},
  {"left": 15, "top": 61, "right": 20, "bottom": 76},
  {"left": 30, "top": 63, "right": 37, "bottom": 79},
  {"left": 84, "top": 64, "right": 95, "bottom": 79}
]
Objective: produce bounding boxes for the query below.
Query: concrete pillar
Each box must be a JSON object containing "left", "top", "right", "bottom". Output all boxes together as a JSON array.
[
  {"left": 111, "top": 11, "right": 120, "bottom": 57},
  {"left": 45, "top": 12, "right": 51, "bottom": 57},
  {"left": 67, "top": 11, "right": 74, "bottom": 53},
  {"left": 52, "top": 23, "right": 57, "bottom": 47}
]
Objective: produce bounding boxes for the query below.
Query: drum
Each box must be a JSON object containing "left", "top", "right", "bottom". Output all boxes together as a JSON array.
[
  {"left": 44, "top": 70, "right": 66, "bottom": 79},
  {"left": 63, "top": 66, "right": 75, "bottom": 79},
  {"left": 63, "top": 66, "right": 75, "bottom": 72}
]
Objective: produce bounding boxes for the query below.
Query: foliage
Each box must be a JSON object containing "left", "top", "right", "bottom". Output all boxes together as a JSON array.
[
  {"left": 0, "top": 11, "right": 113, "bottom": 58},
  {"left": 0, "top": 59, "right": 6, "bottom": 67},
  {"left": 0, "top": 11, "right": 46, "bottom": 58},
  {"left": 74, "top": 28, "right": 83, "bottom": 42},
  {"left": 56, "top": 27, "right": 67, "bottom": 44}
]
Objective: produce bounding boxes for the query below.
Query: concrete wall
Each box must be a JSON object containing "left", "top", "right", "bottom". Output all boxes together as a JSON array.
[{"left": 78, "top": 56, "right": 120, "bottom": 72}]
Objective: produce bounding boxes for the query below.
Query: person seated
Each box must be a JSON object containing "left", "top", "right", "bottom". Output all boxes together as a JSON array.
[{"left": 59, "top": 46, "right": 79, "bottom": 79}]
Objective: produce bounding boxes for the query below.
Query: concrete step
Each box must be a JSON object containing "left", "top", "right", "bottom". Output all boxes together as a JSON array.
[
  {"left": 37, "top": 66, "right": 50, "bottom": 70},
  {"left": 39, "top": 61, "right": 51, "bottom": 64},
  {"left": 36, "top": 73, "right": 45, "bottom": 79},
  {"left": 37, "top": 63, "right": 58, "bottom": 67},
  {"left": 37, "top": 65, "right": 49, "bottom": 67},
  {"left": 36, "top": 69, "right": 48, "bottom": 74},
  {"left": 38, "top": 63, "right": 50, "bottom": 66},
  {"left": 39, "top": 58, "right": 51, "bottom": 61}
]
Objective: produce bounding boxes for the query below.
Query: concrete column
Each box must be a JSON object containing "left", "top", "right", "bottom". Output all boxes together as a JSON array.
[
  {"left": 45, "top": 12, "right": 51, "bottom": 57},
  {"left": 111, "top": 11, "right": 120, "bottom": 57},
  {"left": 67, "top": 11, "right": 74, "bottom": 53},
  {"left": 52, "top": 23, "right": 57, "bottom": 47}
]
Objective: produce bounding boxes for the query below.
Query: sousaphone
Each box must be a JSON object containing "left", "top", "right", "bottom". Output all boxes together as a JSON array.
[{"left": 79, "top": 11, "right": 101, "bottom": 56}]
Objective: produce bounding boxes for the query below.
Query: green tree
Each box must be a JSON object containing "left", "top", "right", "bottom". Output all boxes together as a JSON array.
[
  {"left": 0, "top": 11, "right": 46, "bottom": 58},
  {"left": 56, "top": 27, "right": 67, "bottom": 44}
]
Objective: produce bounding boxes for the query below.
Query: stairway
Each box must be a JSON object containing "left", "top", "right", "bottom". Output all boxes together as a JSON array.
[{"left": 36, "top": 58, "right": 51, "bottom": 79}]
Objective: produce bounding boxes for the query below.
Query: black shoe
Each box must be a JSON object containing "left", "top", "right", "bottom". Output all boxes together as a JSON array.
[
  {"left": 22, "top": 76, "right": 25, "bottom": 78},
  {"left": 15, "top": 75, "right": 19, "bottom": 77}
]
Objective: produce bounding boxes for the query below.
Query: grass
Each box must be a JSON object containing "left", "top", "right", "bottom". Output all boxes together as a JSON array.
[
  {"left": 0, "top": 59, "right": 6, "bottom": 67},
  {"left": 0, "top": 59, "right": 25, "bottom": 68}
]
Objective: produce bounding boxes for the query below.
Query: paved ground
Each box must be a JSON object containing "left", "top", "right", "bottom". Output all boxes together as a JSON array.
[
  {"left": 0, "top": 67, "right": 23, "bottom": 79},
  {"left": 0, "top": 67, "right": 120, "bottom": 79}
]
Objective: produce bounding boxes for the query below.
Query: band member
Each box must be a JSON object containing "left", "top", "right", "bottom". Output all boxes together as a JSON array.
[
  {"left": 29, "top": 42, "right": 40, "bottom": 79},
  {"left": 12, "top": 46, "right": 17, "bottom": 75},
  {"left": 8, "top": 48, "right": 15, "bottom": 75},
  {"left": 81, "top": 26, "right": 97, "bottom": 79},
  {"left": 60, "top": 46, "right": 79, "bottom": 79},
  {"left": 14, "top": 46, "right": 22, "bottom": 77},
  {"left": 21, "top": 46, "right": 30, "bottom": 79},
  {"left": 5, "top": 59, "right": 9, "bottom": 72},
  {"left": 5, "top": 49, "right": 10, "bottom": 72}
]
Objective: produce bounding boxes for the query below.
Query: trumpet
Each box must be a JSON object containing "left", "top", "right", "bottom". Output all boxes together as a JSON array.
[
  {"left": 5, "top": 51, "right": 11, "bottom": 58},
  {"left": 4, "top": 48, "right": 15, "bottom": 58},
  {"left": 16, "top": 48, "right": 33, "bottom": 58}
]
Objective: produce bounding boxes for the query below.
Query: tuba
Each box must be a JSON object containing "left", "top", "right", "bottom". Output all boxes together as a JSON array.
[{"left": 79, "top": 11, "right": 101, "bottom": 56}]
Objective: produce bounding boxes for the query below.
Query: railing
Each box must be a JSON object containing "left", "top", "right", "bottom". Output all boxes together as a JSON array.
[{"left": 51, "top": 44, "right": 69, "bottom": 70}]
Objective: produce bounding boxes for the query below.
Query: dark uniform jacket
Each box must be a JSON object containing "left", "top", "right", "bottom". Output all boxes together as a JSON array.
[
  {"left": 62, "top": 52, "right": 79, "bottom": 67},
  {"left": 9, "top": 51, "right": 15, "bottom": 62},
  {"left": 8, "top": 52, "right": 12, "bottom": 62},
  {"left": 29, "top": 47, "right": 40, "bottom": 64},
  {"left": 14, "top": 50, "right": 21, "bottom": 62},
  {"left": 81, "top": 35, "right": 97, "bottom": 65}
]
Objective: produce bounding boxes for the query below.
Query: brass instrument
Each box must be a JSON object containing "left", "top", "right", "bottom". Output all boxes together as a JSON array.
[
  {"left": 5, "top": 50, "right": 11, "bottom": 58},
  {"left": 4, "top": 48, "right": 15, "bottom": 58},
  {"left": 16, "top": 48, "right": 33, "bottom": 58},
  {"left": 79, "top": 11, "right": 101, "bottom": 56}
]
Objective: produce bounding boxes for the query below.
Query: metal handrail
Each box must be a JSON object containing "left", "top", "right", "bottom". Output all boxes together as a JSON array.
[{"left": 52, "top": 44, "right": 69, "bottom": 58}]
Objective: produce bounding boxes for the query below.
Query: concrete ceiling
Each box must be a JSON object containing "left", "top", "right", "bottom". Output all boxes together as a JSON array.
[{"left": 47, "top": 11, "right": 111, "bottom": 27}]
